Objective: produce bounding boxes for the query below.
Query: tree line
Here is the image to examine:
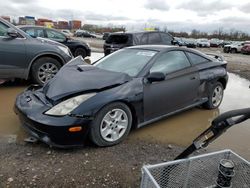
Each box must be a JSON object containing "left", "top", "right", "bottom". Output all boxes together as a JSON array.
[{"left": 168, "top": 28, "right": 250, "bottom": 41}]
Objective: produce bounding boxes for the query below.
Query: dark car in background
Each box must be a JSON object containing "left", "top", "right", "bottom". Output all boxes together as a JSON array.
[
  {"left": 103, "top": 31, "right": 173, "bottom": 55},
  {"left": 0, "top": 18, "right": 72, "bottom": 85},
  {"left": 210, "top": 38, "right": 221, "bottom": 47},
  {"left": 75, "top": 29, "right": 96, "bottom": 38},
  {"left": 19, "top": 26, "right": 91, "bottom": 58},
  {"left": 102, "top": 32, "right": 110, "bottom": 40},
  {"left": 15, "top": 45, "right": 228, "bottom": 148},
  {"left": 182, "top": 38, "right": 197, "bottom": 48}
]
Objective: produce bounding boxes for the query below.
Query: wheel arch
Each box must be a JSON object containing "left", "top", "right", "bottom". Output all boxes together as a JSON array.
[
  {"left": 73, "top": 45, "right": 88, "bottom": 56},
  {"left": 26, "top": 53, "right": 65, "bottom": 79},
  {"left": 94, "top": 100, "right": 139, "bottom": 130},
  {"left": 217, "top": 77, "right": 227, "bottom": 89}
]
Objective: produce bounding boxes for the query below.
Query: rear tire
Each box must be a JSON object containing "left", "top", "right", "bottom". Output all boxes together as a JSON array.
[
  {"left": 203, "top": 82, "right": 224, "bottom": 109},
  {"left": 31, "top": 57, "right": 61, "bottom": 85},
  {"left": 74, "top": 48, "right": 87, "bottom": 58},
  {"left": 90, "top": 102, "right": 132, "bottom": 147},
  {"left": 231, "top": 48, "right": 237, "bottom": 53}
]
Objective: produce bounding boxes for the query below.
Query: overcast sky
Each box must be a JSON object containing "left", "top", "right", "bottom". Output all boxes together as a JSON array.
[{"left": 1, "top": 0, "right": 250, "bottom": 33}]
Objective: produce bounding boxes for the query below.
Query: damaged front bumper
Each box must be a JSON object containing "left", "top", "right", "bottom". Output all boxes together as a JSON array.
[{"left": 14, "top": 87, "right": 93, "bottom": 148}]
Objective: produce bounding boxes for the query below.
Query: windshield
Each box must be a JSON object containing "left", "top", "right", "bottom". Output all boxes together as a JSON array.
[{"left": 95, "top": 49, "right": 157, "bottom": 77}]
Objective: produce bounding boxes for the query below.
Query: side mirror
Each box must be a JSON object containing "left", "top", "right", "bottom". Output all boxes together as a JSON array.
[
  {"left": 7, "top": 28, "right": 19, "bottom": 38},
  {"left": 147, "top": 72, "right": 165, "bottom": 83}
]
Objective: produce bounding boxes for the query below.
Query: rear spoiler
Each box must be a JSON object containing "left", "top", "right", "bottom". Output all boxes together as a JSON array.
[{"left": 206, "top": 53, "right": 225, "bottom": 62}]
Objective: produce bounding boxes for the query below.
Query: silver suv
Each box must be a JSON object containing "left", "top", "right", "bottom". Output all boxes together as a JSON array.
[{"left": 0, "top": 18, "right": 73, "bottom": 85}]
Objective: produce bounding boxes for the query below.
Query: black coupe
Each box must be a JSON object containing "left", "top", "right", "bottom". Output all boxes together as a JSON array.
[{"left": 15, "top": 46, "right": 228, "bottom": 148}]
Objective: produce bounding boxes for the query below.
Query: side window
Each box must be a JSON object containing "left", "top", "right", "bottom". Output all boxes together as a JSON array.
[
  {"left": 160, "top": 33, "right": 172, "bottom": 45},
  {"left": 25, "top": 28, "right": 36, "bottom": 37},
  {"left": 0, "top": 22, "right": 9, "bottom": 37},
  {"left": 150, "top": 51, "right": 191, "bottom": 75},
  {"left": 36, "top": 29, "right": 45, "bottom": 38},
  {"left": 186, "top": 52, "right": 210, "bottom": 65},
  {"left": 140, "top": 34, "right": 148, "bottom": 45},
  {"left": 148, "top": 33, "right": 161, "bottom": 44},
  {"left": 46, "top": 30, "right": 66, "bottom": 42}
]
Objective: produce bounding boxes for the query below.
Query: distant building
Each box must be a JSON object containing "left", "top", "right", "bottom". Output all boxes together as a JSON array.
[
  {"left": 53, "top": 21, "right": 58, "bottom": 28},
  {"left": 18, "top": 17, "right": 26, "bottom": 25},
  {"left": 18, "top": 16, "right": 35, "bottom": 25},
  {"left": 1, "top": 16, "right": 11, "bottom": 22},
  {"left": 25, "top": 16, "right": 35, "bottom": 25},
  {"left": 37, "top": 18, "right": 53, "bottom": 27},
  {"left": 57, "top": 21, "right": 69, "bottom": 29},
  {"left": 69, "top": 20, "right": 81, "bottom": 29}
]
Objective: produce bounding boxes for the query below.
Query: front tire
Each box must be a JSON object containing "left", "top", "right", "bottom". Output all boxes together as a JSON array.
[
  {"left": 31, "top": 57, "right": 61, "bottom": 85},
  {"left": 203, "top": 82, "right": 224, "bottom": 109},
  {"left": 90, "top": 102, "right": 132, "bottom": 147}
]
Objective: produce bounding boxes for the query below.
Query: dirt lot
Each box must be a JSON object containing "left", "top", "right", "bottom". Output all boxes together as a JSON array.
[
  {"left": 0, "top": 40, "right": 250, "bottom": 187},
  {"left": 0, "top": 136, "right": 184, "bottom": 187}
]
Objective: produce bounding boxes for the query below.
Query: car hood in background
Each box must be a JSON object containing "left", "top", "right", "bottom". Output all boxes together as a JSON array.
[
  {"left": 36, "top": 37, "right": 66, "bottom": 48},
  {"left": 43, "top": 57, "right": 132, "bottom": 101}
]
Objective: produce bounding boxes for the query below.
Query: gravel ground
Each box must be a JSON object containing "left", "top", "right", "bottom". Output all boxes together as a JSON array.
[{"left": 0, "top": 137, "right": 185, "bottom": 188}]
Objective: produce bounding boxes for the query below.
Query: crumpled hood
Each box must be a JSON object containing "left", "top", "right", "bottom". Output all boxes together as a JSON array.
[{"left": 43, "top": 56, "right": 132, "bottom": 101}]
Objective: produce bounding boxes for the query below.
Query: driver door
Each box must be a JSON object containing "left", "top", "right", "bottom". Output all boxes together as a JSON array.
[
  {"left": 143, "top": 50, "right": 200, "bottom": 121},
  {"left": 0, "top": 21, "right": 26, "bottom": 78}
]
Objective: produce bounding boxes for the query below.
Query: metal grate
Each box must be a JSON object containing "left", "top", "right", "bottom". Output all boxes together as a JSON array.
[{"left": 141, "top": 150, "right": 250, "bottom": 188}]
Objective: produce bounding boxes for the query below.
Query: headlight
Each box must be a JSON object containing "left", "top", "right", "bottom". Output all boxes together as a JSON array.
[
  {"left": 45, "top": 93, "right": 96, "bottom": 116},
  {"left": 58, "top": 46, "right": 71, "bottom": 56}
]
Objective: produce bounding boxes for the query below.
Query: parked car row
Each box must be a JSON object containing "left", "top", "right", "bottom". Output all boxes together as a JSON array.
[
  {"left": 0, "top": 18, "right": 73, "bottom": 85},
  {"left": 0, "top": 18, "right": 92, "bottom": 85},
  {"left": 223, "top": 41, "right": 250, "bottom": 54},
  {"left": 18, "top": 26, "right": 91, "bottom": 58},
  {"left": 173, "top": 37, "right": 233, "bottom": 48}
]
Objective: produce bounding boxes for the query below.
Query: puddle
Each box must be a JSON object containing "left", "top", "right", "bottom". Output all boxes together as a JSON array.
[{"left": 0, "top": 53, "right": 249, "bottom": 159}]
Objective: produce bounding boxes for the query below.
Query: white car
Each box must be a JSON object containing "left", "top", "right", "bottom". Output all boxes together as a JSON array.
[
  {"left": 223, "top": 42, "right": 244, "bottom": 53},
  {"left": 61, "top": 30, "right": 74, "bottom": 37},
  {"left": 197, "top": 38, "right": 210, "bottom": 47}
]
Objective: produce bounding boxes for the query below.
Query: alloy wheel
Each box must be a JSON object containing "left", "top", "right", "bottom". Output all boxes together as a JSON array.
[
  {"left": 38, "top": 62, "right": 59, "bottom": 84},
  {"left": 100, "top": 109, "right": 128, "bottom": 142},
  {"left": 212, "top": 86, "right": 223, "bottom": 107}
]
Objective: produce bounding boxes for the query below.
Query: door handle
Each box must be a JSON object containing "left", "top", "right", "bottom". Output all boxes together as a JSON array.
[{"left": 190, "top": 76, "right": 197, "bottom": 80}]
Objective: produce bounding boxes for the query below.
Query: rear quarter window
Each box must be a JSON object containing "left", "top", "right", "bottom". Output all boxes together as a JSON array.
[{"left": 186, "top": 52, "right": 210, "bottom": 65}]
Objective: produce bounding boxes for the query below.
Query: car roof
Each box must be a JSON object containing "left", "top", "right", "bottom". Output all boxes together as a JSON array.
[
  {"left": 110, "top": 31, "right": 171, "bottom": 35},
  {"left": 127, "top": 45, "right": 214, "bottom": 60},
  {"left": 17, "top": 25, "right": 67, "bottom": 36}
]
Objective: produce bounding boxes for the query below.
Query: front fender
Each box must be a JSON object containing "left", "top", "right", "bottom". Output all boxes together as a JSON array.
[{"left": 71, "top": 78, "right": 144, "bottom": 125}]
